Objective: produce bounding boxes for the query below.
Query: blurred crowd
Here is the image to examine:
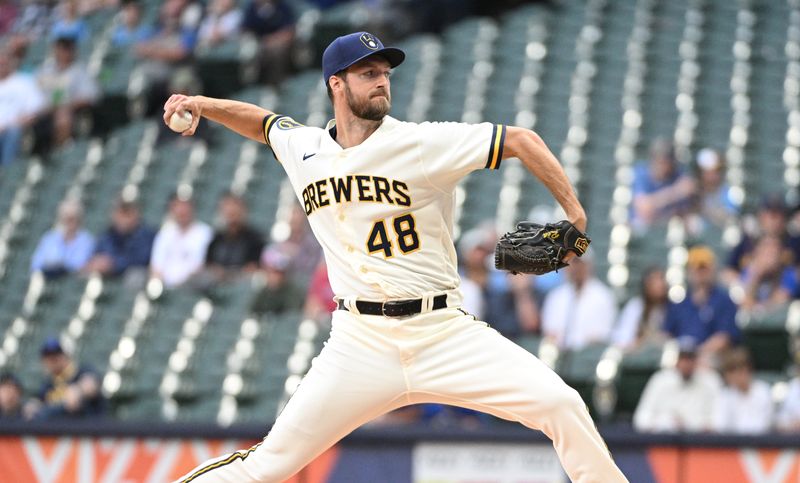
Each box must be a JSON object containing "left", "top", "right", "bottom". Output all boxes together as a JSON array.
[{"left": 0, "top": 0, "right": 500, "bottom": 167}]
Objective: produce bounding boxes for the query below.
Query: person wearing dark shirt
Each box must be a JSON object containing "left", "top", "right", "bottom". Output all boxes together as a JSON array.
[
  {"left": 84, "top": 200, "right": 155, "bottom": 286},
  {"left": 0, "top": 373, "right": 24, "bottom": 420},
  {"left": 724, "top": 196, "right": 800, "bottom": 284},
  {"left": 241, "top": 0, "right": 295, "bottom": 84},
  {"left": 205, "top": 193, "right": 265, "bottom": 276},
  {"left": 664, "top": 246, "right": 740, "bottom": 362},
  {"left": 26, "top": 338, "right": 105, "bottom": 420}
]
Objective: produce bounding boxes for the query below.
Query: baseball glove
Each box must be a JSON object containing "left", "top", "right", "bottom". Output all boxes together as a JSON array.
[{"left": 494, "top": 220, "right": 591, "bottom": 275}]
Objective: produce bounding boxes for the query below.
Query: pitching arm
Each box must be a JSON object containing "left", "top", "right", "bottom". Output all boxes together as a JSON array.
[
  {"left": 502, "top": 127, "right": 587, "bottom": 232},
  {"left": 163, "top": 94, "right": 273, "bottom": 143}
]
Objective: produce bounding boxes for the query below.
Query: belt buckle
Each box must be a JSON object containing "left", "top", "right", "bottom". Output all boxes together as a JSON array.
[{"left": 381, "top": 301, "right": 404, "bottom": 317}]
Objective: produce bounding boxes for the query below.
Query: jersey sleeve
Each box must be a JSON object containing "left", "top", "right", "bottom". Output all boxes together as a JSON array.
[
  {"left": 418, "top": 121, "right": 507, "bottom": 186},
  {"left": 263, "top": 113, "right": 305, "bottom": 164}
]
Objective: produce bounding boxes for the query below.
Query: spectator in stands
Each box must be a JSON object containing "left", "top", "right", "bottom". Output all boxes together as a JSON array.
[
  {"left": 50, "top": 0, "right": 89, "bottom": 43},
  {"left": 631, "top": 138, "right": 695, "bottom": 230},
  {"left": 0, "top": 0, "right": 18, "bottom": 36},
  {"left": 612, "top": 266, "right": 669, "bottom": 350},
  {"left": 459, "top": 224, "right": 539, "bottom": 339},
  {"left": 240, "top": 0, "right": 295, "bottom": 85},
  {"left": 25, "top": 337, "right": 105, "bottom": 420},
  {"left": 249, "top": 247, "right": 305, "bottom": 316},
  {"left": 269, "top": 204, "right": 322, "bottom": 285},
  {"left": 0, "top": 48, "right": 46, "bottom": 166},
  {"left": 133, "top": 0, "right": 200, "bottom": 112},
  {"left": 776, "top": 367, "right": 800, "bottom": 432},
  {"left": 724, "top": 196, "right": 800, "bottom": 284},
  {"left": 150, "top": 194, "right": 213, "bottom": 288},
  {"left": 737, "top": 235, "right": 797, "bottom": 312},
  {"left": 203, "top": 192, "right": 265, "bottom": 282},
  {"left": 303, "top": 260, "right": 336, "bottom": 323},
  {"left": 633, "top": 337, "right": 721, "bottom": 433},
  {"left": 713, "top": 347, "right": 773, "bottom": 434},
  {"left": 37, "top": 34, "right": 99, "bottom": 147},
  {"left": 688, "top": 148, "right": 739, "bottom": 231},
  {"left": 31, "top": 198, "right": 95, "bottom": 278},
  {"left": 0, "top": 372, "right": 24, "bottom": 420},
  {"left": 663, "top": 246, "right": 739, "bottom": 360},
  {"left": 111, "top": 0, "right": 155, "bottom": 48},
  {"left": 541, "top": 250, "right": 617, "bottom": 350},
  {"left": 83, "top": 199, "right": 155, "bottom": 287},
  {"left": 197, "top": 0, "right": 242, "bottom": 48}
]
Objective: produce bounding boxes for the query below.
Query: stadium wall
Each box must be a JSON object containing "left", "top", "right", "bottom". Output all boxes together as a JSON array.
[{"left": 1, "top": 422, "right": 799, "bottom": 482}]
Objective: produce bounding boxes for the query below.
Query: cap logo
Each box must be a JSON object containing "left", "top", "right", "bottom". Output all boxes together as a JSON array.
[{"left": 360, "top": 33, "right": 379, "bottom": 50}]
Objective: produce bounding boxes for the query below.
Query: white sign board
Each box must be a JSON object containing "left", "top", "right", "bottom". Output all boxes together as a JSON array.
[{"left": 413, "top": 442, "right": 567, "bottom": 483}]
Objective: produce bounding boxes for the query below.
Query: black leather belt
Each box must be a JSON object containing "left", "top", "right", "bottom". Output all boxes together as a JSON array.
[{"left": 336, "top": 294, "right": 448, "bottom": 317}]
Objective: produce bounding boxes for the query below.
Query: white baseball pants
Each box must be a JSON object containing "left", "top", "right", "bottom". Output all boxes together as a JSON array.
[{"left": 178, "top": 307, "right": 628, "bottom": 482}]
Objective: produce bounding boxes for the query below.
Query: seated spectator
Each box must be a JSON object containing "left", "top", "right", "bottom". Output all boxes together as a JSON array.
[
  {"left": 631, "top": 138, "right": 695, "bottom": 230},
  {"left": 111, "top": 0, "right": 156, "bottom": 48},
  {"left": 303, "top": 260, "right": 336, "bottom": 323},
  {"left": 776, "top": 369, "right": 800, "bottom": 432},
  {"left": 249, "top": 248, "right": 305, "bottom": 316},
  {"left": 31, "top": 198, "right": 94, "bottom": 278},
  {"left": 633, "top": 337, "right": 721, "bottom": 432},
  {"left": 197, "top": 0, "right": 242, "bottom": 48},
  {"left": 150, "top": 195, "right": 212, "bottom": 288},
  {"left": 612, "top": 267, "right": 669, "bottom": 349},
  {"left": 204, "top": 193, "right": 264, "bottom": 278},
  {"left": 725, "top": 196, "right": 800, "bottom": 284},
  {"left": 541, "top": 250, "right": 617, "bottom": 350},
  {"left": 664, "top": 246, "right": 739, "bottom": 360},
  {"left": 713, "top": 347, "right": 773, "bottom": 434},
  {"left": 0, "top": 49, "right": 46, "bottom": 166},
  {"left": 690, "top": 148, "right": 739, "bottom": 230},
  {"left": 738, "top": 235, "right": 797, "bottom": 312},
  {"left": 459, "top": 224, "right": 539, "bottom": 339},
  {"left": 25, "top": 338, "right": 105, "bottom": 420},
  {"left": 83, "top": 199, "right": 155, "bottom": 286},
  {"left": 0, "top": 372, "right": 24, "bottom": 420},
  {"left": 50, "top": 0, "right": 89, "bottom": 43},
  {"left": 133, "top": 0, "right": 200, "bottom": 111},
  {"left": 241, "top": 0, "right": 295, "bottom": 85},
  {"left": 37, "top": 35, "right": 99, "bottom": 147}
]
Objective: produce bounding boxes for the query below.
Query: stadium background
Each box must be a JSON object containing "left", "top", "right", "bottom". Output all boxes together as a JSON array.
[{"left": 1, "top": 0, "right": 800, "bottom": 481}]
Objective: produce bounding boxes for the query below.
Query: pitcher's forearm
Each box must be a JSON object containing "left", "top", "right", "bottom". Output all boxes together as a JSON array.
[{"left": 196, "top": 96, "right": 273, "bottom": 143}]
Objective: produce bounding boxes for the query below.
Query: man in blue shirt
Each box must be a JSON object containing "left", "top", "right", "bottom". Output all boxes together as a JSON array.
[
  {"left": 664, "top": 246, "right": 740, "bottom": 358},
  {"left": 631, "top": 138, "right": 695, "bottom": 230},
  {"left": 84, "top": 200, "right": 155, "bottom": 286}
]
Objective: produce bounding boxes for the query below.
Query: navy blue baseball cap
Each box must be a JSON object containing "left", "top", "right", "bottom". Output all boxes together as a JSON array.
[
  {"left": 40, "top": 337, "right": 64, "bottom": 356},
  {"left": 322, "top": 32, "right": 405, "bottom": 85}
]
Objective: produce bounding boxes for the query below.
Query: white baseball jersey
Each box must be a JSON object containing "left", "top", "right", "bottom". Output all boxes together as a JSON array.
[{"left": 262, "top": 114, "right": 506, "bottom": 302}]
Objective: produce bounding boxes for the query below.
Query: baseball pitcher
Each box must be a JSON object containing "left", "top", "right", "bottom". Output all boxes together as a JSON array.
[{"left": 167, "top": 32, "right": 628, "bottom": 483}]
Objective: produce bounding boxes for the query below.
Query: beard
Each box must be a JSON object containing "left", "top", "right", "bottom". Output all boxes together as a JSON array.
[{"left": 345, "top": 82, "right": 391, "bottom": 121}]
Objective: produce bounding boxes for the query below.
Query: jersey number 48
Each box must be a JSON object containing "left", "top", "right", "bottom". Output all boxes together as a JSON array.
[{"left": 367, "top": 214, "right": 420, "bottom": 258}]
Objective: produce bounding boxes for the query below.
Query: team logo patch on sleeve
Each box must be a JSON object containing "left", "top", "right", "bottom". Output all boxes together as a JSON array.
[
  {"left": 360, "top": 33, "right": 379, "bottom": 50},
  {"left": 277, "top": 118, "right": 305, "bottom": 130}
]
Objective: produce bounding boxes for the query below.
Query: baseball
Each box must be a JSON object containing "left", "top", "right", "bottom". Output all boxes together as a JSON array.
[{"left": 169, "top": 110, "right": 193, "bottom": 133}]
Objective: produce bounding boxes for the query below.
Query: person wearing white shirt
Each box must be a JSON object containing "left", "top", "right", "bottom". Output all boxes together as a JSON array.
[
  {"left": 0, "top": 51, "right": 45, "bottom": 165},
  {"left": 198, "top": 0, "right": 243, "bottom": 47},
  {"left": 612, "top": 267, "right": 669, "bottom": 349},
  {"left": 777, "top": 375, "right": 800, "bottom": 432},
  {"left": 541, "top": 251, "right": 617, "bottom": 350},
  {"left": 150, "top": 195, "right": 213, "bottom": 288},
  {"left": 713, "top": 347, "right": 774, "bottom": 434},
  {"left": 634, "top": 337, "right": 722, "bottom": 432}
]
